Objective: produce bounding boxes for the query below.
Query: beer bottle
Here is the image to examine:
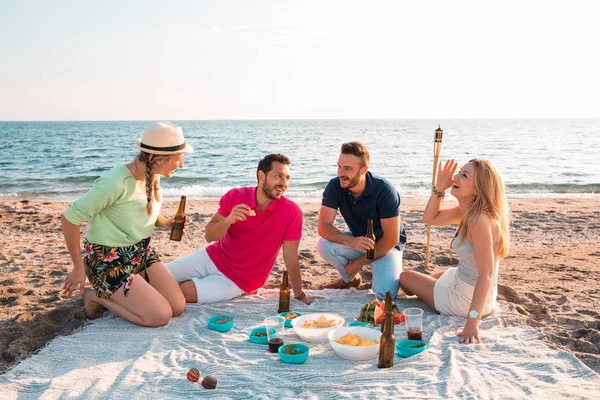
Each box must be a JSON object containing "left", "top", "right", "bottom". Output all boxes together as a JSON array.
[
  {"left": 377, "top": 291, "right": 395, "bottom": 368},
  {"left": 366, "top": 219, "right": 376, "bottom": 260},
  {"left": 170, "top": 195, "right": 186, "bottom": 241},
  {"left": 278, "top": 271, "right": 290, "bottom": 313}
]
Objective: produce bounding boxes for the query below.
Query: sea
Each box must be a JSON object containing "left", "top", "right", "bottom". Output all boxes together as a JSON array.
[{"left": 1, "top": 119, "right": 599, "bottom": 201}]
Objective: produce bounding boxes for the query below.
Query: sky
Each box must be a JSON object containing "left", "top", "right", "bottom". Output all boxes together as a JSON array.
[{"left": 0, "top": 0, "right": 598, "bottom": 121}]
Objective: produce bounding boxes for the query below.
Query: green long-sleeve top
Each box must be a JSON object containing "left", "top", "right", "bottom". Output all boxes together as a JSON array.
[{"left": 63, "top": 165, "right": 161, "bottom": 247}]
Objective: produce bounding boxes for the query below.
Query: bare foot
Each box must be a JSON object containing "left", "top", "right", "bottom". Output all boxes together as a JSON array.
[
  {"left": 396, "top": 289, "right": 416, "bottom": 299},
  {"left": 82, "top": 288, "right": 107, "bottom": 320}
]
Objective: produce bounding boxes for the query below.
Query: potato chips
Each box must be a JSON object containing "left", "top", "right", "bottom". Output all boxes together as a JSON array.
[
  {"left": 334, "top": 333, "right": 378, "bottom": 347},
  {"left": 248, "top": 209, "right": 257, "bottom": 217},
  {"left": 301, "top": 315, "right": 340, "bottom": 329}
]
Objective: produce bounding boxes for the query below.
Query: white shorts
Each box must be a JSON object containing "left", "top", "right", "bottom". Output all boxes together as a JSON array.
[
  {"left": 433, "top": 267, "right": 496, "bottom": 317},
  {"left": 166, "top": 248, "right": 245, "bottom": 304}
]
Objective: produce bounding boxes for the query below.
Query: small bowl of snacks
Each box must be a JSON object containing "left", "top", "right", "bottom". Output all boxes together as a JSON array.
[
  {"left": 347, "top": 321, "right": 375, "bottom": 329},
  {"left": 327, "top": 326, "right": 381, "bottom": 360},
  {"left": 396, "top": 339, "right": 427, "bottom": 358},
  {"left": 278, "top": 343, "right": 310, "bottom": 364},
  {"left": 278, "top": 311, "right": 303, "bottom": 328},
  {"left": 207, "top": 315, "right": 234, "bottom": 332},
  {"left": 291, "top": 313, "right": 344, "bottom": 342},
  {"left": 248, "top": 326, "right": 272, "bottom": 344}
]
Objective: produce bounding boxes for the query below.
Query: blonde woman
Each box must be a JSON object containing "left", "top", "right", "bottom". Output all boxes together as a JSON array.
[
  {"left": 400, "top": 159, "right": 510, "bottom": 344},
  {"left": 61, "top": 122, "right": 192, "bottom": 327}
]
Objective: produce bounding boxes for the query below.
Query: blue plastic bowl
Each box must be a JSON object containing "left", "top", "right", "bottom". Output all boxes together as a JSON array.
[
  {"left": 278, "top": 311, "right": 303, "bottom": 328},
  {"left": 278, "top": 343, "right": 310, "bottom": 364},
  {"left": 347, "top": 321, "right": 375, "bottom": 329},
  {"left": 248, "top": 327, "right": 275, "bottom": 344},
  {"left": 396, "top": 340, "right": 427, "bottom": 358},
  {"left": 207, "top": 315, "right": 234, "bottom": 332}
]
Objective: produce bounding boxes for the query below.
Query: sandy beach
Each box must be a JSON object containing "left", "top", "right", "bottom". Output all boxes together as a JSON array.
[{"left": 0, "top": 198, "right": 598, "bottom": 374}]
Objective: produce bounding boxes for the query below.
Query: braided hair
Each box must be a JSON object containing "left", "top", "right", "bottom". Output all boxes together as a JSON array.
[{"left": 137, "top": 151, "right": 172, "bottom": 215}]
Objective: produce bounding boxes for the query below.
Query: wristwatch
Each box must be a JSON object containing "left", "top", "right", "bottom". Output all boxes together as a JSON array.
[{"left": 468, "top": 309, "right": 480, "bottom": 320}]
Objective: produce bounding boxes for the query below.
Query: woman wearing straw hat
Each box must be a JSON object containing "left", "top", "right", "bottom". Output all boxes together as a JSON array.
[
  {"left": 400, "top": 159, "right": 511, "bottom": 344},
  {"left": 61, "top": 122, "right": 193, "bottom": 327}
]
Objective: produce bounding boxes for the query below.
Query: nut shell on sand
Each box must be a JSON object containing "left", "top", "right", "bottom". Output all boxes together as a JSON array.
[
  {"left": 201, "top": 375, "right": 218, "bottom": 389},
  {"left": 186, "top": 368, "right": 200, "bottom": 383}
]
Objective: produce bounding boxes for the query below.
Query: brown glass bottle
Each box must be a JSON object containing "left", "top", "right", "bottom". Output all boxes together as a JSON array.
[
  {"left": 278, "top": 271, "right": 290, "bottom": 313},
  {"left": 366, "top": 219, "right": 376, "bottom": 260},
  {"left": 170, "top": 195, "right": 186, "bottom": 241},
  {"left": 378, "top": 291, "right": 395, "bottom": 368}
]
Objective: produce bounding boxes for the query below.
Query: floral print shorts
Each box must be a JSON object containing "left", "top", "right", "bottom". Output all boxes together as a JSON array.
[{"left": 83, "top": 237, "right": 160, "bottom": 299}]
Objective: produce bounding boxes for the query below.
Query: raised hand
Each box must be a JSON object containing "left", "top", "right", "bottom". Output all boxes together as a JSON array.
[
  {"left": 224, "top": 204, "right": 252, "bottom": 225},
  {"left": 436, "top": 159, "right": 458, "bottom": 191}
]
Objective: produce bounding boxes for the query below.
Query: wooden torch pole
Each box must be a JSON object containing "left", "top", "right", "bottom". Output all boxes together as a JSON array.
[{"left": 425, "top": 125, "right": 444, "bottom": 269}]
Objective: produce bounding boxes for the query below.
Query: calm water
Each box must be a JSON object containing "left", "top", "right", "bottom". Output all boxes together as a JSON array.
[{"left": 1, "top": 119, "right": 599, "bottom": 201}]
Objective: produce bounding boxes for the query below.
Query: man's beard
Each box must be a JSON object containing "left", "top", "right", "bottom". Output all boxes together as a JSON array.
[
  {"left": 262, "top": 181, "right": 284, "bottom": 200},
  {"left": 340, "top": 174, "right": 360, "bottom": 189}
]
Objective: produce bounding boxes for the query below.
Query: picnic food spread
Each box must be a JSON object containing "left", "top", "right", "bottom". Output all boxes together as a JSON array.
[{"left": 201, "top": 297, "right": 427, "bottom": 387}]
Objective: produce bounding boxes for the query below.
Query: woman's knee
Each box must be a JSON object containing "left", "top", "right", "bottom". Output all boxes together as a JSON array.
[
  {"left": 144, "top": 306, "right": 173, "bottom": 327},
  {"left": 399, "top": 271, "right": 417, "bottom": 288},
  {"left": 170, "top": 296, "right": 186, "bottom": 317}
]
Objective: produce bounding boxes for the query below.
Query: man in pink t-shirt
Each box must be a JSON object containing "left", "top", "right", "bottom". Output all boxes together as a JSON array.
[{"left": 167, "top": 154, "right": 321, "bottom": 305}]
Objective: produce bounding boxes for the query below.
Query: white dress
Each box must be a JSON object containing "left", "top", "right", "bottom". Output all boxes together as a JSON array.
[{"left": 433, "top": 236, "right": 499, "bottom": 317}]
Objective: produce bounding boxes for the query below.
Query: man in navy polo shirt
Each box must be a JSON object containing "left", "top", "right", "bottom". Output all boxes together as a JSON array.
[{"left": 317, "top": 142, "right": 406, "bottom": 299}]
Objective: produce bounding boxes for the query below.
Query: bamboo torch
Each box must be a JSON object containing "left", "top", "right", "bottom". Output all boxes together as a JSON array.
[{"left": 425, "top": 125, "right": 444, "bottom": 269}]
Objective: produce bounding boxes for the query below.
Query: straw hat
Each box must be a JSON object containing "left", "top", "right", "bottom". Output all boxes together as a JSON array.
[{"left": 136, "top": 122, "right": 194, "bottom": 155}]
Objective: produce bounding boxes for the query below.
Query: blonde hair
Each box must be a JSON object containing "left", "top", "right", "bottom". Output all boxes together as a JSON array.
[
  {"left": 137, "top": 151, "right": 171, "bottom": 215},
  {"left": 457, "top": 159, "right": 511, "bottom": 259}
]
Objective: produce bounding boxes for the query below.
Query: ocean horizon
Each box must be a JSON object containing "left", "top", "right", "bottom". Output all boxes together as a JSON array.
[{"left": 1, "top": 119, "right": 599, "bottom": 201}]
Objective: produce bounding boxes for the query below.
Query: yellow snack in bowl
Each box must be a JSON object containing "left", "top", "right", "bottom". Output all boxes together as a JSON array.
[
  {"left": 301, "top": 315, "right": 339, "bottom": 328},
  {"left": 284, "top": 312, "right": 298, "bottom": 320},
  {"left": 334, "top": 333, "right": 378, "bottom": 347}
]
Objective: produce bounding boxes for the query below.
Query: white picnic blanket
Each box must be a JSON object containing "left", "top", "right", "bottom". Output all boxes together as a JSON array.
[{"left": 0, "top": 289, "right": 598, "bottom": 399}]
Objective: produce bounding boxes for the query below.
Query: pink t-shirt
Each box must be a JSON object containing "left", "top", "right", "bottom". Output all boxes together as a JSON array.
[{"left": 206, "top": 186, "right": 303, "bottom": 293}]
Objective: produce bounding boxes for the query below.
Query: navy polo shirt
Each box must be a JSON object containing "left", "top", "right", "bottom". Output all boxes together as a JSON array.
[{"left": 321, "top": 171, "right": 407, "bottom": 251}]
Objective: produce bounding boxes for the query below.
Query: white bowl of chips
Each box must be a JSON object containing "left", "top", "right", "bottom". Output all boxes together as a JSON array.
[
  {"left": 291, "top": 313, "right": 345, "bottom": 342},
  {"left": 327, "top": 326, "right": 381, "bottom": 360}
]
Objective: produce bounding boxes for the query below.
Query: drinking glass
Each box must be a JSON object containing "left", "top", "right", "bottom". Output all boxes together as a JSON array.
[{"left": 402, "top": 308, "right": 424, "bottom": 341}]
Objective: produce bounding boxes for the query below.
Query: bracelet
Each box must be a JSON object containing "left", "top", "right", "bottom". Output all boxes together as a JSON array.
[
  {"left": 432, "top": 186, "right": 445, "bottom": 198},
  {"left": 294, "top": 291, "right": 306, "bottom": 300}
]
